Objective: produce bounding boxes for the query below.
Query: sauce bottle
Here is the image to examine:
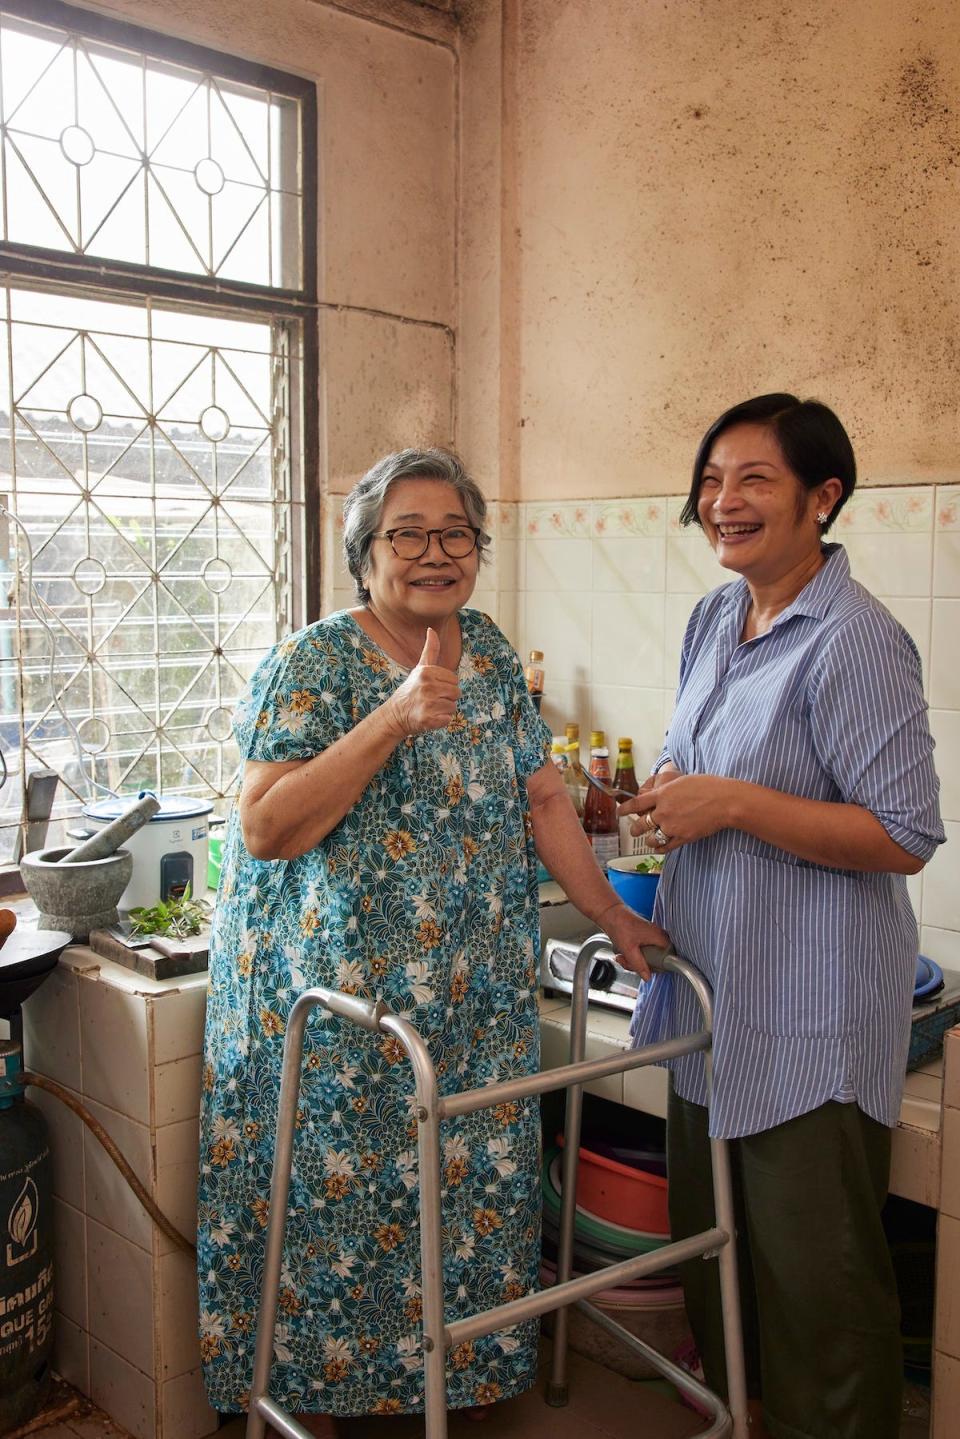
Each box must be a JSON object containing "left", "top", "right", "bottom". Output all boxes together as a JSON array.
[
  {"left": 615, "top": 737, "right": 639, "bottom": 796},
  {"left": 615, "top": 737, "right": 640, "bottom": 856},
  {"left": 524, "top": 650, "right": 545, "bottom": 711},
  {"left": 582, "top": 729, "right": 619, "bottom": 865}
]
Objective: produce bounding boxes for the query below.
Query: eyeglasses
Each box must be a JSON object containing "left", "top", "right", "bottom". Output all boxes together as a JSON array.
[{"left": 372, "top": 525, "right": 481, "bottom": 560}]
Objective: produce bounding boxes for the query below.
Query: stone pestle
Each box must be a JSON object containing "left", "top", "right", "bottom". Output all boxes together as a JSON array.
[{"left": 59, "top": 792, "right": 161, "bottom": 864}]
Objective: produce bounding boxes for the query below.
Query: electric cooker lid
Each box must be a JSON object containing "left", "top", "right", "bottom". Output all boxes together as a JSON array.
[{"left": 82, "top": 792, "right": 214, "bottom": 823}]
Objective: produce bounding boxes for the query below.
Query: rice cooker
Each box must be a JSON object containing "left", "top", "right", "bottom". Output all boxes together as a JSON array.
[{"left": 76, "top": 793, "right": 215, "bottom": 912}]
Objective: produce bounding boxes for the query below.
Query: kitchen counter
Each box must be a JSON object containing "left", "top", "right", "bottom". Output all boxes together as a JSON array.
[{"left": 18, "top": 919, "right": 960, "bottom": 1439}]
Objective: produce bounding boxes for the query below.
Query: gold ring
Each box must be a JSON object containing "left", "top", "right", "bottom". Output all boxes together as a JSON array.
[{"left": 643, "top": 812, "right": 657, "bottom": 831}]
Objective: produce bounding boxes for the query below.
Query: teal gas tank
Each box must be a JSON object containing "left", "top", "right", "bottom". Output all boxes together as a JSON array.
[{"left": 0, "top": 1039, "right": 54, "bottom": 1432}]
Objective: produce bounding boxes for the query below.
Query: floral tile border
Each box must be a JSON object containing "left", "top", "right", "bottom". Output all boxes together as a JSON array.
[
  {"left": 592, "top": 499, "right": 666, "bottom": 537},
  {"left": 520, "top": 498, "right": 671, "bottom": 537},
  {"left": 323, "top": 482, "right": 949, "bottom": 546},
  {"left": 666, "top": 496, "right": 694, "bottom": 534},
  {"left": 936, "top": 487, "right": 960, "bottom": 532},
  {"left": 834, "top": 487, "right": 932, "bottom": 534},
  {"left": 494, "top": 502, "right": 518, "bottom": 538},
  {"left": 522, "top": 501, "right": 592, "bottom": 538}
]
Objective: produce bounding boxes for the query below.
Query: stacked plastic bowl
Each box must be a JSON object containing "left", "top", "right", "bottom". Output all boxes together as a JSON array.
[{"left": 540, "top": 1136, "right": 690, "bottom": 1378}]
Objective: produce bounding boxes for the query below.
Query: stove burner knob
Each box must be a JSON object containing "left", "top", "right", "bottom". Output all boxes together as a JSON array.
[{"left": 590, "top": 958, "right": 616, "bottom": 991}]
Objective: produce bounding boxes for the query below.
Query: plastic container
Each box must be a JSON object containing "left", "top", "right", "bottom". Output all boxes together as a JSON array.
[
  {"left": 540, "top": 1258, "right": 690, "bottom": 1381},
  {"left": 607, "top": 855, "right": 661, "bottom": 920},
  {"left": 208, "top": 833, "right": 224, "bottom": 891},
  {"left": 541, "top": 1145, "right": 667, "bottom": 1249},
  {"left": 551, "top": 1138, "right": 669, "bottom": 1234}
]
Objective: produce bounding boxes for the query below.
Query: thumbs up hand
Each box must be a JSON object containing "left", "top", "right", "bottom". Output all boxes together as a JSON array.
[
  {"left": 385, "top": 627, "right": 461, "bottom": 738},
  {"left": 419, "top": 627, "right": 440, "bottom": 667}
]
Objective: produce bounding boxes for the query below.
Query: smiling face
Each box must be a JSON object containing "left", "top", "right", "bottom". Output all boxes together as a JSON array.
[
  {"left": 696, "top": 422, "right": 839, "bottom": 584},
  {"left": 364, "top": 477, "right": 480, "bottom": 627}
]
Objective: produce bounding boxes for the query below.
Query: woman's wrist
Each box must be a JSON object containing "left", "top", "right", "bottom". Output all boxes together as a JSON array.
[
  {"left": 719, "top": 777, "right": 750, "bottom": 831},
  {"left": 374, "top": 694, "right": 408, "bottom": 745},
  {"left": 594, "top": 896, "right": 626, "bottom": 928}
]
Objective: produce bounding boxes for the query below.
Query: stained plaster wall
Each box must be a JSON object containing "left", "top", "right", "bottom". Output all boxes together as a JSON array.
[{"left": 459, "top": 0, "right": 960, "bottom": 503}]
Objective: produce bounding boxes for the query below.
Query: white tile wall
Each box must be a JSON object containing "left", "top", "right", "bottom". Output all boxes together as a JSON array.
[
  {"left": 82, "top": 1097, "right": 155, "bottom": 1251},
  {"left": 87, "top": 1217, "right": 155, "bottom": 1375},
  {"left": 506, "top": 484, "right": 959, "bottom": 965}
]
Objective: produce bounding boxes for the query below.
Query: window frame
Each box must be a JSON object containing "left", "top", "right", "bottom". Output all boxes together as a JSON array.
[{"left": 0, "top": 0, "right": 320, "bottom": 888}]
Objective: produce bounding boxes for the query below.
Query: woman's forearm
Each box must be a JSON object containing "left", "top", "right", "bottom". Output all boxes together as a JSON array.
[
  {"left": 723, "top": 780, "right": 924, "bottom": 874},
  {"left": 240, "top": 703, "right": 404, "bottom": 860},
  {"left": 531, "top": 791, "right": 626, "bottom": 927}
]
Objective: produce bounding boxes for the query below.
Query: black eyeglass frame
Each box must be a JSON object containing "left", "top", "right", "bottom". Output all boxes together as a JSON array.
[{"left": 372, "top": 525, "right": 483, "bottom": 559}]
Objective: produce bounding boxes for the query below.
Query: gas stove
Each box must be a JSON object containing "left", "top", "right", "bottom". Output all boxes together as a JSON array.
[{"left": 540, "top": 936, "right": 642, "bottom": 1014}]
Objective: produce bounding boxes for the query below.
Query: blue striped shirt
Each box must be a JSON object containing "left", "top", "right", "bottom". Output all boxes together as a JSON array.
[{"left": 630, "top": 545, "right": 945, "bottom": 1138}]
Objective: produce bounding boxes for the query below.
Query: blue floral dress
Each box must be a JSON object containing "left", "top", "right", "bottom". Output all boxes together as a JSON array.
[{"left": 197, "top": 608, "right": 552, "bottom": 1416}]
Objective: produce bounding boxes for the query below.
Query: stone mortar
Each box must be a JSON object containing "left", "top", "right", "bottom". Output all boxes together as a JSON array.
[{"left": 19, "top": 847, "right": 134, "bottom": 939}]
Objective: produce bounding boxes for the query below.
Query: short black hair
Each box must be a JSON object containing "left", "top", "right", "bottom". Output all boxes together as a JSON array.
[{"left": 679, "top": 393, "right": 857, "bottom": 531}]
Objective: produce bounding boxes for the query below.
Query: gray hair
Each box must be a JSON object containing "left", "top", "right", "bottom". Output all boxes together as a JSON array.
[{"left": 342, "top": 448, "right": 491, "bottom": 604}]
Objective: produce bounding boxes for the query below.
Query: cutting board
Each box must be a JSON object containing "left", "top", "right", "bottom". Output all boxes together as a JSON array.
[{"left": 88, "top": 927, "right": 209, "bottom": 980}]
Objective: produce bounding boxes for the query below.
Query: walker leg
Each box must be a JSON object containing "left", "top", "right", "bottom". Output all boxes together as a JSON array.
[
  {"left": 709, "top": 1132, "right": 749, "bottom": 1439},
  {"left": 547, "top": 946, "right": 592, "bottom": 1406},
  {"left": 247, "top": 1004, "right": 313, "bottom": 1439},
  {"left": 702, "top": 1041, "right": 748, "bottom": 1439},
  {"left": 381, "top": 1017, "right": 449, "bottom": 1439},
  {"left": 417, "top": 1090, "right": 448, "bottom": 1439}
]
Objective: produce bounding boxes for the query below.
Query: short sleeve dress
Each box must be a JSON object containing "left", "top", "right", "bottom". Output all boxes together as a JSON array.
[{"left": 197, "top": 608, "right": 552, "bottom": 1416}]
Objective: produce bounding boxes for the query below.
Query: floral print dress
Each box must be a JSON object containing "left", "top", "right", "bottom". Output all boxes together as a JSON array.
[{"left": 197, "top": 608, "right": 552, "bottom": 1416}]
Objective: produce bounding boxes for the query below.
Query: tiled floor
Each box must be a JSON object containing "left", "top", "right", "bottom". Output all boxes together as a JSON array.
[
  {"left": 18, "top": 1358, "right": 934, "bottom": 1439},
  {"left": 17, "top": 1352, "right": 707, "bottom": 1439}
]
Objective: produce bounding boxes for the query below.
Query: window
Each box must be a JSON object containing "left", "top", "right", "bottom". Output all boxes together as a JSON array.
[{"left": 0, "top": 0, "right": 318, "bottom": 867}]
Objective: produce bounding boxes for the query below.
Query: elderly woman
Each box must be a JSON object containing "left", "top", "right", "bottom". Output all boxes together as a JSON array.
[
  {"left": 197, "top": 448, "right": 664, "bottom": 1427},
  {"left": 623, "top": 395, "right": 944, "bottom": 1439}
]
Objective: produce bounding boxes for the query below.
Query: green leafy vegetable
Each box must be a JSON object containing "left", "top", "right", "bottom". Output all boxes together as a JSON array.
[
  {"left": 632, "top": 855, "right": 664, "bottom": 874},
  {"left": 128, "top": 886, "right": 208, "bottom": 939}
]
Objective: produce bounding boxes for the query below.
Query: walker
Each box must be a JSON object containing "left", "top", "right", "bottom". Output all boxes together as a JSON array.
[{"left": 246, "top": 935, "right": 750, "bottom": 1438}]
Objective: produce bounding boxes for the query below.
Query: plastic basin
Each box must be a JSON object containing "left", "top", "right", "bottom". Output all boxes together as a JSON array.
[
  {"left": 542, "top": 1150, "right": 670, "bottom": 1252},
  {"left": 606, "top": 857, "right": 660, "bottom": 918},
  {"left": 554, "top": 1136, "right": 670, "bottom": 1235}
]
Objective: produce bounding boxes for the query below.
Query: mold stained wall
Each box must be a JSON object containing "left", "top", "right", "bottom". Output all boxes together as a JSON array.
[
  {"left": 80, "top": 0, "right": 459, "bottom": 614},
  {"left": 463, "top": 0, "right": 960, "bottom": 501}
]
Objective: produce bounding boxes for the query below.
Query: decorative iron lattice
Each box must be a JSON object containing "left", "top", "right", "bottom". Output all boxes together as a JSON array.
[
  {"left": 0, "top": 8, "right": 302, "bottom": 287},
  {"left": 0, "top": 2, "right": 317, "bottom": 866}
]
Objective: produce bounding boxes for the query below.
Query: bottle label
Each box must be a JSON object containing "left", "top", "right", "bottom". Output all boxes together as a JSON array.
[{"left": 588, "top": 832, "right": 620, "bottom": 866}]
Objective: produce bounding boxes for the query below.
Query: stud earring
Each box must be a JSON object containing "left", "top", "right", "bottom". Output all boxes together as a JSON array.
[{"left": 816, "top": 511, "right": 829, "bottom": 524}]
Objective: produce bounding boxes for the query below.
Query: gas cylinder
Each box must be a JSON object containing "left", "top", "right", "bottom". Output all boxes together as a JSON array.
[{"left": 0, "top": 1039, "right": 54, "bottom": 1432}]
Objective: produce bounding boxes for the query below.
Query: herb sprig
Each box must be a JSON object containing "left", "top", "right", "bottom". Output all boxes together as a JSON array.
[{"left": 128, "top": 887, "right": 209, "bottom": 939}]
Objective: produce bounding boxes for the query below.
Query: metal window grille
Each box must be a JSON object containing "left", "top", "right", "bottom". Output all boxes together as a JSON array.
[{"left": 0, "top": 0, "right": 318, "bottom": 867}]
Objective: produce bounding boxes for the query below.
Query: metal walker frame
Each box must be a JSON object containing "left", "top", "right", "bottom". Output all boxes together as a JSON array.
[{"left": 246, "top": 936, "right": 749, "bottom": 1439}]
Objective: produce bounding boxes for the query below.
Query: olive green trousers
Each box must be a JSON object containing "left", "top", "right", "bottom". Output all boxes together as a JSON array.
[{"left": 667, "top": 1082, "right": 902, "bottom": 1439}]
